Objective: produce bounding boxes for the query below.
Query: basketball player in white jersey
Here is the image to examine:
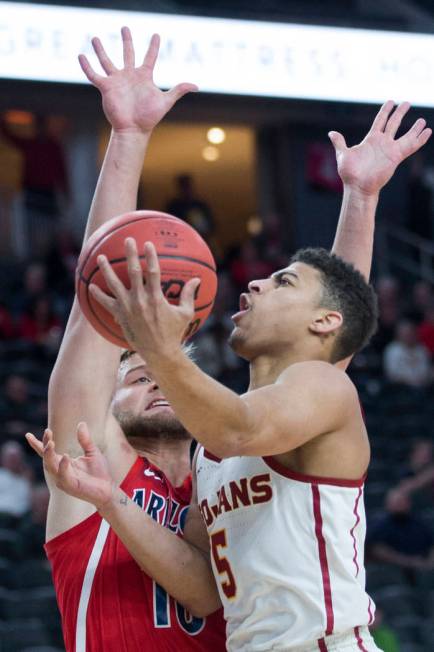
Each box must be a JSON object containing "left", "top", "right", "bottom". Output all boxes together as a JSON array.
[{"left": 27, "top": 41, "right": 432, "bottom": 652}]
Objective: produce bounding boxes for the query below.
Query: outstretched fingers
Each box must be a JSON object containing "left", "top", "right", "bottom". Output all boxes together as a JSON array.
[
  {"left": 76, "top": 422, "right": 97, "bottom": 456},
  {"left": 369, "top": 100, "right": 395, "bottom": 134},
  {"left": 94, "top": 255, "right": 129, "bottom": 304},
  {"left": 141, "top": 33, "right": 160, "bottom": 78},
  {"left": 57, "top": 454, "right": 78, "bottom": 490},
  {"left": 25, "top": 432, "right": 44, "bottom": 458},
  {"left": 165, "top": 82, "right": 199, "bottom": 108},
  {"left": 398, "top": 120, "right": 432, "bottom": 157},
  {"left": 92, "top": 36, "right": 118, "bottom": 76},
  {"left": 121, "top": 26, "right": 135, "bottom": 68},
  {"left": 180, "top": 277, "right": 200, "bottom": 315},
  {"left": 78, "top": 54, "right": 105, "bottom": 86},
  {"left": 384, "top": 101, "right": 411, "bottom": 138}
]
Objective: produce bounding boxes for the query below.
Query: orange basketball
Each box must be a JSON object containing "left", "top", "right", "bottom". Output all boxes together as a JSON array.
[{"left": 76, "top": 210, "right": 217, "bottom": 347}]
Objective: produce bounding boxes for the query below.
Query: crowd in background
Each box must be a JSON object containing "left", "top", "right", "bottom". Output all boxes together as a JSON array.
[{"left": 1, "top": 137, "right": 434, "bottom": 650}]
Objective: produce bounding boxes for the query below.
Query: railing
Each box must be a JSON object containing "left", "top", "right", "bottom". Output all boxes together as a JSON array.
[{"left": 376, "top": 224, "right": 434, "bottom": 283}]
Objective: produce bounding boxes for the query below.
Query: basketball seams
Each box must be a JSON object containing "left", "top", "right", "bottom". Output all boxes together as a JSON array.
[
  {"left": 79, "top": 254, "right": 217, "bottom": 285},
  {"left": 77, "top": 212, "right": 216, "bottom": 279},
  {"left": 77, "top": 212, "right": 183, "bottom": 276}
]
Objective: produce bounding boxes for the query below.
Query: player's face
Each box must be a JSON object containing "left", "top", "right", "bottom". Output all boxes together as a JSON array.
[
  {"left": 229, "top": 262, "right": 325, "bottom": 359},
  {"left": 111, "top": 353, "right": 189, "bottom": 442}
]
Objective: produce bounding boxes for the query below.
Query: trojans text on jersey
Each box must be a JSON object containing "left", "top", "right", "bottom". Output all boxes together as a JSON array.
[{"left": 199, "top": 473, "right": 273, "bottom": 528}]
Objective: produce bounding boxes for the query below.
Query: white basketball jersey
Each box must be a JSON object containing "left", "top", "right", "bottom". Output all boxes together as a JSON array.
[{"left": 196, "top": 448, "right": 375, "bottom": 651}]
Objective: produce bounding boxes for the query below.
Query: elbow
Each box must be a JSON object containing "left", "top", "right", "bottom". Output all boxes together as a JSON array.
[
  {"left": 185, "top": 597, "right": 222, "bottom": 618},
  {"left": 205, "top": 431, "right": 251, "bottom": 459}
]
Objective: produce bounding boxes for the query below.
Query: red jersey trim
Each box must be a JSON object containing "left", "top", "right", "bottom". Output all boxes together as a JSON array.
[
  {"left": 203, "top": 449, "right": 222, "bottom": 463},
  {"left": 45, "top": 456, "right": 142, "bottom": 553},
  {"left": 367, "top": 597, "right": 374, "bottom": 625},
  {"left": 263, "top": 456, "right": 366, "bottom": 487},
  {"left": 350, "top": 487, "right": 363, "bottom": 577},
  {"left": 318, "top": 639, "right": 328, "bottom": 651},
  {"left": 312, "top": 484, "right": 334, "bottom": 636},
  {"left": 354, "top": 626, "right": 369, "bottom": 651}
]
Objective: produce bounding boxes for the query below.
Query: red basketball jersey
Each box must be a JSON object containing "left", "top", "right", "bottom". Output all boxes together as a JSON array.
[{"left": 45, "top": 456, "right": 226, "bottom": 651}]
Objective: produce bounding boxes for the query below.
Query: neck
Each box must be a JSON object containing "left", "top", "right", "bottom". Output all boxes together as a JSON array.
[
  {"left": 131, "top": 437, "right": 192, "bottom": 487},
  {"left": 248, "top": 344, "right": 331, "bottom": 390}
]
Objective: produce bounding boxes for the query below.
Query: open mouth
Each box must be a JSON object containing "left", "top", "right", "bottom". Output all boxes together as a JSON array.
[
  {"left": 146, "top": 399, "right": 171, "bottom": 411},
  {"left": 231, "top": 293, "right": 252, "bottom": 322}
]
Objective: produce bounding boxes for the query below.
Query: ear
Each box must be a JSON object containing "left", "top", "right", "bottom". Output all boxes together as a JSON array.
[{"left": 309, "top": 310, "right": 343, "bottom": 336}]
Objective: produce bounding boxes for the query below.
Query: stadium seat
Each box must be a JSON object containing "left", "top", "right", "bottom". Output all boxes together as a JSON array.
[
  {"left": 0, "top": 529, "right": 20, "bottom": 560},
  {"left": 21, "top": 648, "right": 63, "bottom": 652},
  {"left": 0, "top": 618, "right": 50, "bottom": 651},
  {"left": 366, "top": 563, "right": 407, "bottom": 592},
  {"left": 1, "top": 587, "right": 58, "bottom": 622},
  {"left": 373, "top": 585, "right": 422, "bottom": 620},
  {"left": 10, "top": 559, "right": 53, "bottom": 590}
]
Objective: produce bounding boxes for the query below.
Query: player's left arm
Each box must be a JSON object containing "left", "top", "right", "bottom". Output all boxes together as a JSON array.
[
  {"left": 26, "top": 426, "right": 222, "bottom": 617},
  {"left": 328, "top": 101, "right": 430, "bottom": 370}
]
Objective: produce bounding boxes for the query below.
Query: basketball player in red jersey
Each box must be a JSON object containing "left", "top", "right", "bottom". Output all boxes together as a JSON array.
[
  {"left": 28, "top": 97, "right": 433, "bottom": 651},
  {"left": 28, "top": 27, "right": 226, "bottom": 652}
]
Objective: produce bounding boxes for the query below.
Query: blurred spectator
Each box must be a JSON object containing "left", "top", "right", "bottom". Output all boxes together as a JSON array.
[
  {"left": 371, "top": 608, "right": 400, "bottom": 652},
  {"left": 0, "top": 441, "right": 32, "bottom": 518},
  {"left": 44, "top": 227, "right": 80, "bottom": 297},
  {"left": 368, "top": 489, "right": 434, "bottom": 571},
  {"left": 0, "top": 374, "right": 46, "bottom": 435},
  {"left": 230, "top": 239, "right": 274, "bottom": 292},
  {"left": 11, "top": 261, "right": 49, "bottom": 316},
  {"left": 371, "top": 277, "right": 401, "bottom": 353},
  {"left": 418, "top": 305, "right": 434, "bottom": 357},
  {"left": 383, "top": 320, "right": 431, "bottom": 387},
  {"left": 17, "top": 295, "right": 62, "bottom": 346},
  {"left": 0, "top": 301, "right": 15, "bottom": 339},
  {"left": 18, "top": 483, "right": 49, "bottom": 559},
  {"left": 407, "top": 154, "right": 433, "bottom": 240},
  {"left": 406, "top": 439, "right": 433, "bottom": 476},
  {"left": 166, "top": 174, "right": 214, "bottom": 241},
  {"left": 0, "top": 113, "right": 70, "bottom": 257},
  {"left": 397, "top": 440, "right": 434, "bottom": 501},
  {"left": 411, "top": 280, "right": 433, "bottom": 321},
  {"left": 251, "top": 213, "right": 288, "bottom": 269}
]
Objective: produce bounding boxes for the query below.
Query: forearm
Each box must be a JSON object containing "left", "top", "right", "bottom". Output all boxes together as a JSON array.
[
  {"left": 144, "top": 348, "right": 250, "bottom": 457},
  {"left": 332, "top": 185, "right": 378, "bottom": 281},
  {"left": 49, "top": 131, "right": 151, "bottom": 447},
  {"left": 84, "top": 130, "right": 150, "bottom": 241},
  {"left": 99, "top": 486, "right": 221, "bottom": 616}
]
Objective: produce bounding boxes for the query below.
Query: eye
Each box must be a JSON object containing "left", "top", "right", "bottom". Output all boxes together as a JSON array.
[
  {"left": 279, "top": 276, "right": 292, "bottom": 286},
  {"left": 133, "top": 376, "right": 152, "bottom": 384}
]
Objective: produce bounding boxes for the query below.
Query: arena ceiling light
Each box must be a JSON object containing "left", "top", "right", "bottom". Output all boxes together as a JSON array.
[{"left": 1, "top": 1, "right": 434, "bottom": 107}]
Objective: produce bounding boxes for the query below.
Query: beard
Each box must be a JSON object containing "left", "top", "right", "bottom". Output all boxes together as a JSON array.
[{"left": 113, "top": 409, "right": 191, "bottom": 444}]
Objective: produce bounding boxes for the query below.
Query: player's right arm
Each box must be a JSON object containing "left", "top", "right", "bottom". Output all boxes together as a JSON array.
[
  {"left": 46, "top": 28, "right": 197, "bottom": 538},
  {"left": 26, "top": 425, "right": 222, "bottom": 617}
]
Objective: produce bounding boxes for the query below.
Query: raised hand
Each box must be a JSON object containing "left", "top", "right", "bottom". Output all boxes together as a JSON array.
[
  {"left": 329, "top": 101, "right": 432, "bottom": 196},
  {"left": 26, "top": 424, "right": 114, "bottom": 510},
  {"left": 78, "top": 26, "right": 198, "bottom": 134},
  {"left": 89, "top": 237, "right": 199, "bottom": 356}
]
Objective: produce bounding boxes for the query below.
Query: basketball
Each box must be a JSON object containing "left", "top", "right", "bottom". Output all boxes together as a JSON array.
[{"left": 75, "top": 210, "right": 218, "bottom": 347}]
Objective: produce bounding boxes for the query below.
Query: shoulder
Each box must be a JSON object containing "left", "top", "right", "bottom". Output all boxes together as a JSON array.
[{"left": 278, "top": 361, "right": 357, "bottom": 401}]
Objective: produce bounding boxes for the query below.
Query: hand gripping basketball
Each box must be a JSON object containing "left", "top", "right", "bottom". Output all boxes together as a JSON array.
[
  {"left": 76, "top": 210, "right": 218, "bottom": 348},
  {"left": 88, "top": 238, "right": 202, "bottom": 355}
]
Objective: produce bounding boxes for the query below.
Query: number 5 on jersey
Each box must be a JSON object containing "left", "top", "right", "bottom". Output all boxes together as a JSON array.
[{"left": 210, "top": 529, "right": 237, "bottom": 600}]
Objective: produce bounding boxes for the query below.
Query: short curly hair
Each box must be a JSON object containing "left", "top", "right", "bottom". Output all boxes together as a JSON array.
[{"left": 290, "top": 248, "right": 378, "bottom": 362}]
